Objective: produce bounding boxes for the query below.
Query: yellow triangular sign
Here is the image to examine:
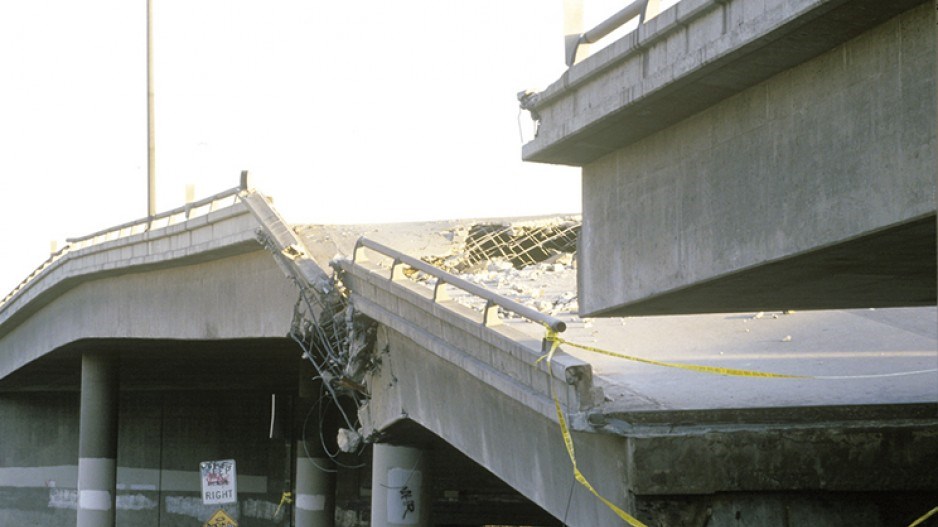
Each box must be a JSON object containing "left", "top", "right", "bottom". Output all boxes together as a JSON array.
[{"left": 204, "top": 509, "right": 238, "bottom": 527}]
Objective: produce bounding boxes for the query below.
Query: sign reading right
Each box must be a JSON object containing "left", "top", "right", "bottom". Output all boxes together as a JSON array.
[{"left": 200, "top": 459, "right": 237, "bottom": 505}]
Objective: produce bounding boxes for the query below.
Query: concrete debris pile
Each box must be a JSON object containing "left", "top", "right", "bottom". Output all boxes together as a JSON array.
[{"left": 408, "top": 217, "right": 583, "bottom": 319}]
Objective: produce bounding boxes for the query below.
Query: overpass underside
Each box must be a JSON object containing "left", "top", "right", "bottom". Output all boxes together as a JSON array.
[
  {"left": 523, "top": 0, "right": 937, "bottom": 316},
  {"left": 583, "top": 214, "right": 936, "bottom": 316},
  {"left": 0, "top": 338, "right": 561, "bottom": 527}
]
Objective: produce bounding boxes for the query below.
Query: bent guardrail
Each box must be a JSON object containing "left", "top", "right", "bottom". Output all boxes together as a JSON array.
[{"left": 350, "top": 236, "right": 567, "bottom": 333}]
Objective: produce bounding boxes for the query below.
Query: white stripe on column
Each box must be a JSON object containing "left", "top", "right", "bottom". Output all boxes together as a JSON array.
[
  {"left": 78, "top": 457, "right": 115, "bottom": 514},
  {"left": 79, "top": 490, "right": 113, "bottom": 511}
]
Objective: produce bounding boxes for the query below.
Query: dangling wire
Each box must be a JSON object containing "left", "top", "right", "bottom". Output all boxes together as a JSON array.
[
  {"left": 298, "top": 384, "right": 366, "bottom": 472},
  {"left": 300, "top": 396, "right": 337, "bottom": 474},
  {"left": 256, "top": 230, "right": 373, "bottom": 474}
]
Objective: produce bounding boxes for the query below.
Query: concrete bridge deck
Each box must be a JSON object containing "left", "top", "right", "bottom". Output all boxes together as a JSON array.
[{"left": 299, "top": 220, "right": 938, "bottom": 412}]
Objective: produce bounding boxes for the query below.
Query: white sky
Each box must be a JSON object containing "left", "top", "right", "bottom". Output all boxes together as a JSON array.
[{"left": 0, "top": 1, "right": 656, "bottom": 296}]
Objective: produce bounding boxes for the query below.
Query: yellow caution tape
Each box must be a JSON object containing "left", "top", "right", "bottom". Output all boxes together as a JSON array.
[
  {"left": 541, "top": 329, "right": 938, "bottom": 526},
  {"left": 909, "top": 506, "right": 938, "bottom": 527},
  {"left": 541, "top": 337, "right": 649, "bottom": 527},
  {"left": 545, "top": 330, "right": 938, "bottom": 380},
  {"left": 545, "top": 330, "right": 807, "bottom": 379},
  {"left": 274, "top": 491, "right": 293, "bottom": 517}
]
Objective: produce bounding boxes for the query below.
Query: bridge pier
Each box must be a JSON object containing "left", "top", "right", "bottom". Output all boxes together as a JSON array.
[
  {"left": 295, "top": 368, "right": 337, "bottom": 527},
  {"left": 295, "top": 444, "right": 336, "bottom": 526},
  {"left": 76, "top": 352, "right": 119, "bottom": 527},
  {"left": 370, "top": 444, "right": 430, "bottom": 527}
]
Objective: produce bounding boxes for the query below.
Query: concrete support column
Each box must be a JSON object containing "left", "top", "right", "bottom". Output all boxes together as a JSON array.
[
  {"left": 295, "top": 365, "right": 336, "bottom": 527},
  {"left": 77, "top": 352, "right": 119, "bottom": 527},
  {"left": 370, "top": 444, "right": 430, "bottom": 527},
  {"left": 294, "top": 445, "right": 335, "bottom": 526}
]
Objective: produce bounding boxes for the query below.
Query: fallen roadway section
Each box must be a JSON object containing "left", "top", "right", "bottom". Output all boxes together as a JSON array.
[{"left": 294, "top": 216, "right": 938, "bottom": 526}]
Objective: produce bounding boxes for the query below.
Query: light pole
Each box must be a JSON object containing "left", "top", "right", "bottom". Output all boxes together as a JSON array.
[{"left": 147, "top": 0, "right": 156, "bottom": 217}]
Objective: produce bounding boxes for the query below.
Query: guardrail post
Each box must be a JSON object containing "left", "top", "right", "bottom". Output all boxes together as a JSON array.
[
  {"left": 390, "top": 259, "right": 407, "bottom": 281},
  {"left": 567, "top": 0, "right": 651, "bottom": 66},
  {"left": 641, "top": 0, "right": 659, "bottom": 22},
  {"left": 482, "top": 300, "right": 502, "bottom": 327},
  {"left": 352, "top": 239, "right": 368, "bottom": 264},
  {"left": 432, "top": 280, "right": 449, "bottom": 302}
]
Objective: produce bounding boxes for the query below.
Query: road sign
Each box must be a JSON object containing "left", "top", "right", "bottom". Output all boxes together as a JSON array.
[
  {"left": 203, "top": 509, "right": 238, "bottom": 527},
  {"left": 200, "top": 459, "right": 237, "bottom": 505}
]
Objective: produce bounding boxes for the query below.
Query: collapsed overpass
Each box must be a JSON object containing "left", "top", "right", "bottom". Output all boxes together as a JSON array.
[
  {"left": 0, "top": 1, "right": 936, "bottom": 525},
  {"left": 0, "top": 182, "right": 935, "bottom": 527}
]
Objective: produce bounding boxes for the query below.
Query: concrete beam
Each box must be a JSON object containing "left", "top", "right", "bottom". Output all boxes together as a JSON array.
[
  {"left": 583, "top": 216, "right": 936, "bottom": 316},
  {"left": 0, "top": 202, "right": 261, "bottom": 343},
  {"left": 335, "top": 257, "right": 625, "bottom": 525},
  {"left": 336, "top": 258, "right": 601, "bottom": 416},
  {"left": 590, "top": 403, "right": 938, "bottom": 495},
  {"left": 0, "top": 251, "right": 297, "bottom": 383},
  {"left": 523, "top": 0, "right": 926, "bottom": 165},
  {"left": 571, "top": 3, "right": 937, "bottom": 315},
  {"left": 359, "top": 324, "right": 631, "bottom": 526}
]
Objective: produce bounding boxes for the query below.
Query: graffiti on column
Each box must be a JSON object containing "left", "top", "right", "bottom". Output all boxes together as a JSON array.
[
  {"left": 399, "top": 485, "right": 416, "bottom": 520},
  {"left": 387, "top": 467, "right": 422, "bottom": 525}
]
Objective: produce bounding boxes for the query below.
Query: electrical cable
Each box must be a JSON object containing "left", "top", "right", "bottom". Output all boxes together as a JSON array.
[
  {"left": 376, "top": 456, "right": 422, "bottom": 490},
  {"left": 259, "top": 232, "right": 371, "bottom": 474},
  {"left": 562, "top": 475, "right": 575, "bottom": 525},
  {"left": 517, "top": 107, "right": 525, "bottom": 144},
  {"left": 289, "top": 330, "right": 359, "bottom": 433},
  {"left": 299, "top": 386, "right": 366, "bottom": 471},
  {"left": 300, "top": 399, "right": 337, "bottom": 474}
]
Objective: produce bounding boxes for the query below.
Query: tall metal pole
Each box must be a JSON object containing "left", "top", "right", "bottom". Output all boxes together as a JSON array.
[{"left": 147, "top": 0, "right": 156, "bottom": 217}]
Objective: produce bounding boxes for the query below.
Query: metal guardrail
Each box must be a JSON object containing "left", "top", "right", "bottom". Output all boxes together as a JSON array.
[
  {"left": 565, "top": 0, "right": 657, "bottom": 66},
  {"left": 350, "top": 237, "right": 567, "bottom": 333},
  {"left": 66, "top": 186, "right": 244, "bottom": 248},
  {"left": 2, "top": 180, "right": 250, "bottom": 309},
  {"left": 0, "top": 247, "right": 69, "bottom": 307}
]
